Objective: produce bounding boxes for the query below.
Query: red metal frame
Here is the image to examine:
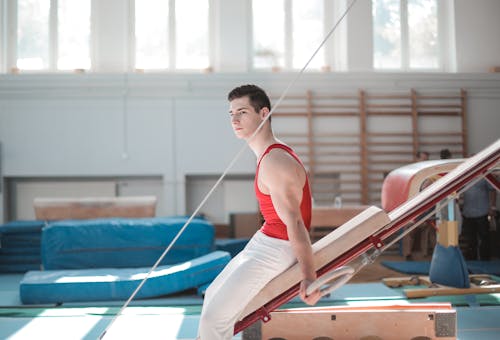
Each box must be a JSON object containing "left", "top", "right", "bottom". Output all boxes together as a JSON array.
[{"left": 234, "top": 147, "right": 499, "bottom": 335}]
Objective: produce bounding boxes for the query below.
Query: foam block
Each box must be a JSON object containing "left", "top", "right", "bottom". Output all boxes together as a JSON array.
[
  {"left": 0, "top": 221, "right": 44, "bottom": 273},
  {"left": 0, "top": 220, "right": 44, "bottom": 248},
  {"left": 0, "top": 220, "right": 46, "bottom": 234},
  {"left": 20, "top": 251, "right": 230, "bottom": 304},
  {"left": 0, "top": 263, "right": 41, "bottom": 272},
  {"left": 429, "top": 244, "right": 470, "bottom": 288},
  {"left": 41, "top": 217, "right": 214, "bottom": 270}
]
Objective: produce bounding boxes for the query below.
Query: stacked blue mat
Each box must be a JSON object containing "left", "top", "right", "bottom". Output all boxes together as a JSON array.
[
  {"left": 0, "top": 220, "right": 45, "bottom": 272},
  {"left": 41, "top": 217, "right": 215, "bottom": 269},
  {"left": 20, "top": 216, "right": 232, "bottom": 304}
]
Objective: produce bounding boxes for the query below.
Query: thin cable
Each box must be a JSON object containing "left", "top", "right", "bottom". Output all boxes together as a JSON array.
[{"left": 98, "top": 1, "right": 358, "bottom": 338}]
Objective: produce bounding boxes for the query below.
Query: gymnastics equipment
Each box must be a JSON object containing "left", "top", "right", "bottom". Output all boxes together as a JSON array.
[
  {"left": 235, "top": 139, "right": 499, "bottom": 335},
  {"left": 246, "top": 303, "right": 456, "bottom": 340}
]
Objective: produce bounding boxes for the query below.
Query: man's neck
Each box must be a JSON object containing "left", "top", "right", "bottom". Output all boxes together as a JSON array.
[{"left": 247, "top": 128, "right": 278, "bottom": 160}]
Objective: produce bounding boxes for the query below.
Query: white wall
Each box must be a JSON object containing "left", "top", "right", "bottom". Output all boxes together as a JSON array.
[
  {"left": 454, "top": 0, "right": 500, "bottom": 73},
  {"left": 1, "top": 72, "right": 499, "bottom": 223}
]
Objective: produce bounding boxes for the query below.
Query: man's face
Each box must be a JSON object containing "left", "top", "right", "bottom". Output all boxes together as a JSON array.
[{"left": 229, "top": 96, "right": 266, "bottom": 140}]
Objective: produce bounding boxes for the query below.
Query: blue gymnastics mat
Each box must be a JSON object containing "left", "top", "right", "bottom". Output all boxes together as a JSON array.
[
  {"left": 215, "top": 238, "right": 249, "bottom": 258},
  {"left": 0, "top": 221, "right": 45, "bottom": 273},
  {"left": 20, "top": 251, "right": 231, "bottom": 304},
  {"left": 41, "top": 217, "right": 215, "bottom": 270},
  {"left": 0, "top": 220, "right": 46, "bottom": 234}
]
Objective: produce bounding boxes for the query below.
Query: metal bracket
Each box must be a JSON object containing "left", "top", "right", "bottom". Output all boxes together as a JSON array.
[
  {"left": 258, "top": 307, "right": 272, "bottom": 323},
  {"left": 370, "top": 235, "right": 384, "bottom": 249}
]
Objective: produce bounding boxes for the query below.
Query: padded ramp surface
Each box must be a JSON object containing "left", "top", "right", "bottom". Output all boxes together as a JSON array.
[
  {"left": 20, "top": 251, "right": 231, "bottom": 304},
  {"left": 41, "top": 217, "right": 214, "bottom": 269},
  {"left": 239, "top": 206, "right": 391, "bottom": 321}
]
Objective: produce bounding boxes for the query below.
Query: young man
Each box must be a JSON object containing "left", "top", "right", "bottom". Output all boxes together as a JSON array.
[{"left": 198, "top": 85, "right": 321, "bottom": 339}]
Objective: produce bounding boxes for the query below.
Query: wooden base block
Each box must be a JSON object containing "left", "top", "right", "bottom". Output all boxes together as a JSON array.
[
  {"left": 34, "top": 196, "right": 157, "bottom": 220},
  {"left": 243, "top": 304, "right": 456, "bottom": 340}
]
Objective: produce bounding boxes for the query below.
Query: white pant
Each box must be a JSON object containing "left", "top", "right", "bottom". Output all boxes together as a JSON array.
[{"left": 198, "top": 231, "right": 296, "bottom": 340}]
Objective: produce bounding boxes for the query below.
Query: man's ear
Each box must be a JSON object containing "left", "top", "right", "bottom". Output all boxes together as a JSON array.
[{"left": 260, "top": 107, "right": 270, "bottom": 120}]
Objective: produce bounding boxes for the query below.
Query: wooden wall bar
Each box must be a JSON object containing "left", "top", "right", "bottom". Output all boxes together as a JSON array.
[{"left": 272, "top": 89, "right": 467, "bottom": 206}]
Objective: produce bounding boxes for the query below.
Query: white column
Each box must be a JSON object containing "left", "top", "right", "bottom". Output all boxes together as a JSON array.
[
  {"left": 212, "top": 0, "right": 250, "bottom": 72},
  {"left": 91, "top": 0, "right": 132, "bottom": 72},
  {"left": 346, "top": 0, "right": 373, "bottom": 72}
]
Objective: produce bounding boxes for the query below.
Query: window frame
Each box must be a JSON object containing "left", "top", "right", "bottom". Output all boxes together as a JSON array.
[
  {"left": 131, "top": 0, "right": 213, "bottom": 72},
  {"left": 0, "top": 0, "right": 4, "bottom": 73},
  {"left": 373, "top": 0, "right": 448, "bottom": 72},
  {"left": 250, "top": 0, "right": 338, "bottom": 72},
  {"left": 5, "top": 0, "right": 92, "bottom": 73}
]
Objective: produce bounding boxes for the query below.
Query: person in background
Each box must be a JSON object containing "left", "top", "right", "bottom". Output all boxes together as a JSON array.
[{"left": 460, "top": 178, "right": 497, "bottom": 260}]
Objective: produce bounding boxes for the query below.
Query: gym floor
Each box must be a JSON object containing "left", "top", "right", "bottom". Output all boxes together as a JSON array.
[{"left": 1, "top": 251, "right": 500, "bottom": 340}]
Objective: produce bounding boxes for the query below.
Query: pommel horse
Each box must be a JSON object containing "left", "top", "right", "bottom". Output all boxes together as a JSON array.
[{"left": 236, "top": 139, "right": 500, "bottom": 339}]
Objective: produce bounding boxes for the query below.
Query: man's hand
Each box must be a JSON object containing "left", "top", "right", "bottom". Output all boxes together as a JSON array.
[{"left": 299, "top": 279, "right": 322, "bottom": 305}]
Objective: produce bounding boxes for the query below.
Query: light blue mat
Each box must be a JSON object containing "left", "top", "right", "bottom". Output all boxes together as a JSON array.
[{"left": 20, "top": 251, "right": 230, "bottom": 304}]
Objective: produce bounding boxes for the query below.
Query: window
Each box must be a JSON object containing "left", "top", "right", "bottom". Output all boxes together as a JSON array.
[
  {"left": 252, "top": 0, "right": 325, "bottom": 71},
  {"left": 135, "top": 0, "right": 169, "bottom": 69},
  {"left": 135, "top": 0, "right": 210, "bottom": 71},
  {"left": 373, "top": 0, "right": 439, "bottom": 70},
  {"left": 57, "top": 0, "right": 91, "bottom": 70},
  {"left": 15, "top": 0, "right": 90, "bottom": 71},
  {"left": 17, "top": 0, "right": 50, "bottom": 70}
]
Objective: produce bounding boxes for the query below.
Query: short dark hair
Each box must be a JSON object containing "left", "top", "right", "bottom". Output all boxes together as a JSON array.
[
  {"left": 440, "top": 148, "right": 452, "bottom": 159},
  {"left": 227, "top": 84, "right": 271, "bottom": 114}
]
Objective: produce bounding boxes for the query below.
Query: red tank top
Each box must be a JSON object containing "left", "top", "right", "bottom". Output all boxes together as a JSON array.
[{"left": 255, "top": 143, "right": 312, "bottom": 240}]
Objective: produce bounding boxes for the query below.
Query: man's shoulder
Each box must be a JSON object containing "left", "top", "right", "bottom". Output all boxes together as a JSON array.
[{"left": 263, "top": 148, "right": 300, "bottom": 169}]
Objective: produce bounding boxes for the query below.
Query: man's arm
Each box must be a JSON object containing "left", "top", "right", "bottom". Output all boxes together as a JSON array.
[{"left": 259, "top": 150, "right": 321, "bottom": 305}]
